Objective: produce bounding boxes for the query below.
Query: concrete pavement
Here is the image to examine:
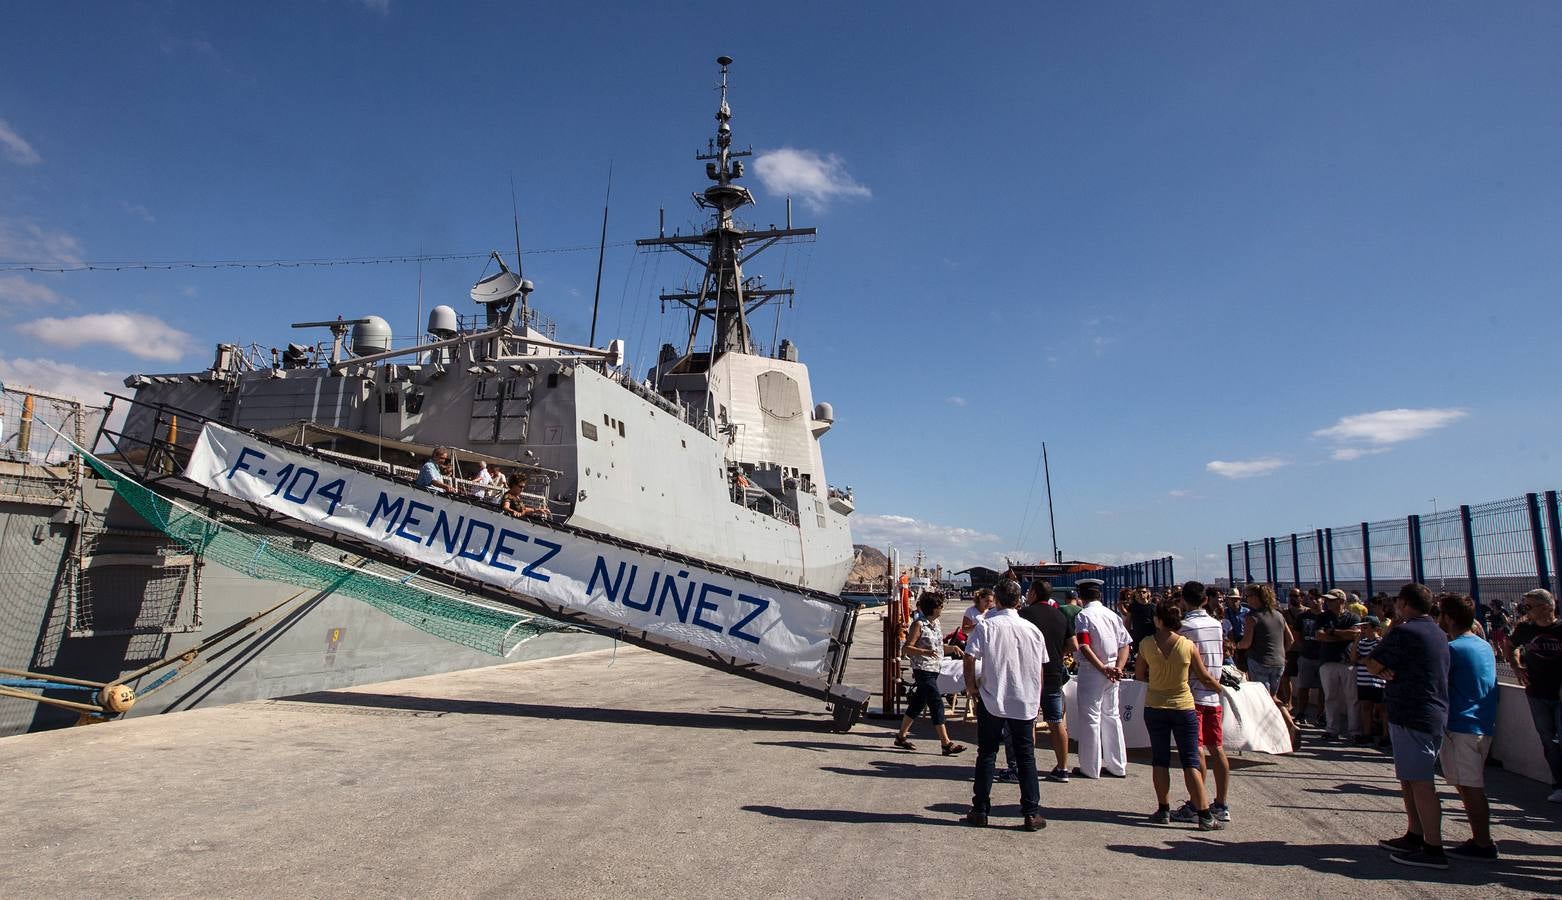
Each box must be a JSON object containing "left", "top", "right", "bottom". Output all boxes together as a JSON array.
[{"left": 1, "top": 611, "right": 1558, "bottom": 898}]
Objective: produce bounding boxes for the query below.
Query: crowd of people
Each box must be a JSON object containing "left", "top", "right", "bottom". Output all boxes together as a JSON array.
[
  {"left": 413, "top": 445, "right": 545, "bottom": 518},
  {"left": 892, "top": 575, "right": 1562, "bottom": 869}
]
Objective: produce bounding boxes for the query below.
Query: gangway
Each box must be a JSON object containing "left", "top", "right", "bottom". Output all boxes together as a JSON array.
[{"left": 85, "top": 397, "right": 869, "bottom": 731}]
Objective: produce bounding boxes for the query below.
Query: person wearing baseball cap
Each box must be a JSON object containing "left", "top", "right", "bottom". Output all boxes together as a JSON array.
[{"left": 1318, "top": 589, "right": 1363, "bottom": 740}]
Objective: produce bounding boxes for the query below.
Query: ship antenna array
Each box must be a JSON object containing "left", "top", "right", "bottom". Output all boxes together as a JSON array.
[
  {"left": 588, "top": 161, "right": 613, "bottom": 347},
  {"left": 510, "top": 174, "right": 526, "bottom": 279},
  {"left": 633, "top": 55, "right": 816, "bottom": 359}
]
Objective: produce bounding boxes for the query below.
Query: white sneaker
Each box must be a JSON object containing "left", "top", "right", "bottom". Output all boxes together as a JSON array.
[{"left": 1548, "top": 788, "right": 1562, "bottom": 803}]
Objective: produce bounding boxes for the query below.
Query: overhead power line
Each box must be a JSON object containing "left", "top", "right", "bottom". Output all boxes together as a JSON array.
[{"left": 0, "top": 242, "right": 639, "bottom": 273}]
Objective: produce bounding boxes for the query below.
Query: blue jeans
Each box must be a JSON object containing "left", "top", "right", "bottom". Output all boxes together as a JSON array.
[
  {"left": 973, "top": 700, "right": 1040, "bottom": 817},
  {"left": 1040, "top": 684, "right": 1066, "bottom": 724},
  {"left": 904, "top": 669, "right": 945, "bottom": 726},
  {"left": 1144, "top": 706, "right": 1201, "bottom": 769},
  {"left": 1527, "top": 695, "right": 1562, "bottom": 788},
  {"left": 1246, "top": 662, "right": 1283, "bottom": 696}
]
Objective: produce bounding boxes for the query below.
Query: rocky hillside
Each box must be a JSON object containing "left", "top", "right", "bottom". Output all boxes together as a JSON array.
[{"left": 848, "top": 544, "right": 890, "bottom": 585}]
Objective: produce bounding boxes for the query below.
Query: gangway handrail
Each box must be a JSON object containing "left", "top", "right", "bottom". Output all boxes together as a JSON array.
[{"left": 93, "top": 392, "right": 857, "bottom": 609}]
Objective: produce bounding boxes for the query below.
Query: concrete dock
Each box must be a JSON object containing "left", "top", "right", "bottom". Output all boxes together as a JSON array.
[{"left": 2, "top": 611, "right": 1558, "bottom": 898}]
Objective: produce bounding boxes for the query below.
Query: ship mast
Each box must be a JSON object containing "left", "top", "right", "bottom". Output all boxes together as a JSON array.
[{"left": 636, "top": 56, "right": 815, "bottom": 359}]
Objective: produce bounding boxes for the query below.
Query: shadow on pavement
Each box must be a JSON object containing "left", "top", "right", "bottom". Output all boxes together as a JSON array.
[
  {"left": 754, "top": 739, "right": 899, "bottom": 754},
  {"left": 1105, "top": 837, "right": 1562, "bottom": 895},
  {"left": 821, "top": 759, "right": 972, "bottom": 781},
  {"left": 282, "top": 690, "right": 829, "bottom": 733},
  {"left": 928, "top": 801, "right": 1157, "bottom": 828},
  {"left": 741, "top": 805, "right": 966, "bottom": 828}
]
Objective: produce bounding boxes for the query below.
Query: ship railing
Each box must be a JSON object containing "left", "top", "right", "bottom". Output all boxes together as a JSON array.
[
  {"left": 730, "top": 478, "right": 800, "bottom": 526},
  {"left": 603, "top": 368, "right": 715, "bottom": 436},
  {"left": 91, "top": 395, "right": 552, "bottom": 511},
  {"left": 307, "top": 446, "right": 555, "bottom": 513}
]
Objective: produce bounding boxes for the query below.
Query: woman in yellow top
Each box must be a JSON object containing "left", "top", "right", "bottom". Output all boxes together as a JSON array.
[{"left": 1135, "top": 601, "right": 1224, "bottom": 831}]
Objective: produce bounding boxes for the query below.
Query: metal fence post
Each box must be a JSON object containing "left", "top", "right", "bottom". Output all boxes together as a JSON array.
[
  {"left": 1361, "top": 522, "right": 1373, "bottom": 600},
  {"left": 1547, "top": 491, "right": 1562, "bottom": 596},
  {"left": 1460, "top": 504, "right": 1481, "bottom": 614},
  {"left": 1526, "top": 492, "right": 1550, "bottom": 593},
  {"left": 1408, "top": 514, "right": 1426, "bottom": 585},
  {"left": 1291, "top": 533, "right": 1300, "bottom": 586},
  {"left": 1227, "top": 544, "right": 1235, "bottom": 589},
  {"left": 1325, "top": 527, "right": 1336, "bottom": 589},
  {"left": 1315, "top": 528, "right": 1327, "bottom": 586},
  {"left": 1243, "top": 540, "right": 1252, "bottom": 584},
  {"left": 1167, "top": 555, "right": 1175, "bottom": 585},
  {"left": 1262, "top": 537, "right": 1273, "bottom": 584}
]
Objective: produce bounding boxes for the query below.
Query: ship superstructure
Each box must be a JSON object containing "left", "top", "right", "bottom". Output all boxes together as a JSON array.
[{"left": 117, "top": 57, "right": 855, "bottom": 593}]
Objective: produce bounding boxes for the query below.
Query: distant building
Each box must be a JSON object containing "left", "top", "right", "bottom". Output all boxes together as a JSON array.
[
  {"left": 953, "top": 566, "right": 1003, "bottom": 591},
  {"left": 954, "top": 561, "right": 1106, "bottom": 593}
]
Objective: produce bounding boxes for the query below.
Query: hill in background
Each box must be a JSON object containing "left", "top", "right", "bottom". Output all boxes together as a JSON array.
[{"left": 849, "top": 544, "right": 889, "bottom": 585}]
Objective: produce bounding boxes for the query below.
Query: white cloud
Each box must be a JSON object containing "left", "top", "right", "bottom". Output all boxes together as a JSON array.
[
  {"left": 122, "top": 202, "right": 156, "bottom": 224},
  {"left": 0, "top": 356, "right": 122, "bottom": 404},
  {"left": 17, "top": 312, "right": 192, "bottom": 362},
  {"left": 1206, "top": 457, "right": 1288, "bottom": 479},
  {"left": 0, "top": 357, "right": 127, "bottom": 451},
  {"left": 1084, "top": 550, "right": 1184, "bottom": 567},
  {"left": 0, "top": 219, "right": 84, "bottom": 266},
  {"left": 852, "top": 513, "right": 1005, "bottom": 571},
  {"left": 946, "top": 395, "right": 966, "bottom": 407},
  {"left": 1168, "top": 489, "right": 1193, "bottom": 498},
  {"left": 1313, "top": 408, "right": 1467, "bottom": 447},
  {"left": 0, "top": 118, "right": 40, "bottom": 166},
  {"left": 752, "top": 147, "right": 871, "bottom": 211},
  {"left": 1330, "top": 446, "right": 1391, "bottom": 462},
  {"left": 0, "top": 274, "right": 64, "bottom": 310}
]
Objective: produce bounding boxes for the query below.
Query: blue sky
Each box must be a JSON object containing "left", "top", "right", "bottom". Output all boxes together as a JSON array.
[{"left": 3, "top": 2, "right": 1561, "bottom": 580}]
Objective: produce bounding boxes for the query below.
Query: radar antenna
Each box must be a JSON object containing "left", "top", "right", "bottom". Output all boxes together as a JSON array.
[
  {"left": 291, "top": 316, "right": 371, "bottom": 364},
  {"left": 635, "top": 55, "right": 816, "bottom": 358}
]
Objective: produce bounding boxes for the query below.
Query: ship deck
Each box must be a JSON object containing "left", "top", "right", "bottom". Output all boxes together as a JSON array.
[{"left": 1, "top": 610, "right": 1558, "bottom": 898}]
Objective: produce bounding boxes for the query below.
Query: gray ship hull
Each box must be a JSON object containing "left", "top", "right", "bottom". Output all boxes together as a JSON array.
[{"left": 0, "top": 472, "right": 610, "bottom": 737}]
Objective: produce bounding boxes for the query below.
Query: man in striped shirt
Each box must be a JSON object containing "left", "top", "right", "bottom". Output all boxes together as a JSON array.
[
  {"left": 1172, "top": 580, "right": 1232, "bottom": 824},
  {"left": 1352, "top": 617, "right": 1388, "bottom": 745}
]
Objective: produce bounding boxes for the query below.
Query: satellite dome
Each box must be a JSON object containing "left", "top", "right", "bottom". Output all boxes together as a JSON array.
[
  {"left": 427, "top": 305, "right": 458, "bottom": 339},
  {"left": 351, "top": 315, "right": 392, "bottom": 356}
]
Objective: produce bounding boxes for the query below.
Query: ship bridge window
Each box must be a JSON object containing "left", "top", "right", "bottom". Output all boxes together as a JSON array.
[
  {"left": 405, "top": 390, "right": 425, "bottom": 415},
  {"left": 382, "top": 391, "right": 400, "bottom": 414}
]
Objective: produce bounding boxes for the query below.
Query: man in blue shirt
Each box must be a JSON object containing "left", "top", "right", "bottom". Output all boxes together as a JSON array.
[
  {"left": 415, "top": 446, "right": 451, "bottom": 492},
  {"left": 1368, "top": 583, "right": 1451, "bottom": 870},
  {"left": 1439, "top": 593, "right": 1499, "bottom": 860}
]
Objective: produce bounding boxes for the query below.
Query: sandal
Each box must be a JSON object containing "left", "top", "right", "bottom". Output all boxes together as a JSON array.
[
  {"left": 893, "top": 736, "right": 915, "bottom": 751},
  {"left": 941, "top": 742, "right": 967, "bottom": 756}
]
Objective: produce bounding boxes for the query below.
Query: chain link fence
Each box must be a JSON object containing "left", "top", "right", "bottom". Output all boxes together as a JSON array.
[
  {"left": 1050, "top": 556, "right": 1177, "bottom": 608},
  {"left": 1227, "top": 489, "right": 1562, "bottom": 639}
]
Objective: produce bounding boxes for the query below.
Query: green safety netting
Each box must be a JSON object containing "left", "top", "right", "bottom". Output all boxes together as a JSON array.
[{"left": 82, "top": 452, "right": 567, "bottom": 656}]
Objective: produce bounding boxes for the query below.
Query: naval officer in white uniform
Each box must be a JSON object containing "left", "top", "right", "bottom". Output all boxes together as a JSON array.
[{"left": 1072, "top": 579, "right": 1132, "bottom": 778}]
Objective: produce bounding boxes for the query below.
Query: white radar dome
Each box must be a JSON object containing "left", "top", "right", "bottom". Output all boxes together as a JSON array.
[
  {"left": 427, "top": 305, "right": 458, "bottom": 339},
  {"left": 351, "top": 315, "right": 392, "bottom": 356}
]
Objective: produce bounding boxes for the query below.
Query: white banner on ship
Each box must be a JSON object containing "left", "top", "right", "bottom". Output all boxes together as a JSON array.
[{"left": 184, "top": 423, "right": 846, "bottom": 679}]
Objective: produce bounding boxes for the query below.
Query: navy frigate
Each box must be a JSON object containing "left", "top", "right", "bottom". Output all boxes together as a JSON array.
[{"left": 0, "top": 56, "right": 863, "bottom": 737}]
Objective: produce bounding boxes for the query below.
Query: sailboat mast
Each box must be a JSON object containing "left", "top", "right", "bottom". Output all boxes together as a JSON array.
[{"left": 1043, "top": 441, "right": 1060, "bottom": 564}]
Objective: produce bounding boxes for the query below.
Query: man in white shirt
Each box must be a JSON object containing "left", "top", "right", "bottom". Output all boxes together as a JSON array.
[
  {"left": 962, "top": 579, "right": 1048, "bottom": 831},
  {"left": 1072, "top": 579, "right": 1131, "bottom": 779},
  {"left": 1173, "top": 580, "right": 1232, "bottom": 824}
]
